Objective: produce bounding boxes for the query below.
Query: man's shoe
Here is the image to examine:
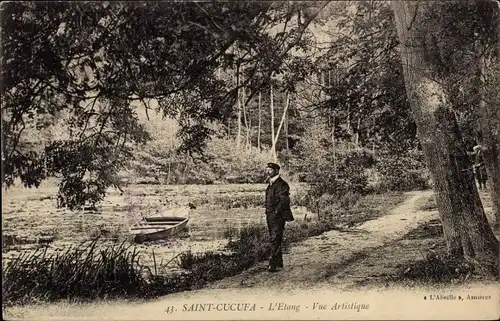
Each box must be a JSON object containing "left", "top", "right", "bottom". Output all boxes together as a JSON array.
[{"left": 267, "top": 266, "right": 278, "bottom": 272}]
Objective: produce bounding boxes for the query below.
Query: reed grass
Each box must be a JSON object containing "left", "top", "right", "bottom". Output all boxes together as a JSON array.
[
  {"left": 3, "top": 216, "right": 341, "bottom": 306},
  {"left": 2, "top": 237, "right": 151, "bottom": 306}
]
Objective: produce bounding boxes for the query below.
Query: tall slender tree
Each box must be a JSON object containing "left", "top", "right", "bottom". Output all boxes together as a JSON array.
[
  {"left": 269, "top": 83, "right": 277, "bottom": 161},
  {"left": 257, "top": 92, "right": 262, "bottom": 151}
]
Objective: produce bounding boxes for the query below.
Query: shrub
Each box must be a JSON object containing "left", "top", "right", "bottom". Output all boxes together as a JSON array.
[
  {"left": 374, "top": 149, "right": 431, "bottom": 192},
  {"left": 226, "top": 225, "right": 270, "bottom": 266},
  {"left": 290, "top": 146, "right": 375, "bottom": 217},
  {"left": 303, "top": 149, "right": 376, "bottom": 199},
  {"left": 284, "top": 220, "right": 339, "bottom": 244},
  {"left": 395, "top": 253, "right": 474, "bottom": 283},
  {"left": 300, "top": 190, "right": 406, "bottom": 225},
  {"left": 177, "top": 251, "right": 238, "bottom": 288},
  {"left": 289, "top": 122, "right": 376, "bottom": 200},
  {"left": 338, "top": 191, "right": 362, "bottom": 209},
  {"left": 292, "top": 187, "right": 310, "bottom": 207}
]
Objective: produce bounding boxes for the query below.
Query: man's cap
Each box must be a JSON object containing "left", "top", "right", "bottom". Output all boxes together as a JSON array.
[{"left": 267, "top": 162, "right": 280, "bottom": 171}]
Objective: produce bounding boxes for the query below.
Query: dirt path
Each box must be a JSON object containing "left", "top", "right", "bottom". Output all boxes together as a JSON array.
[{"left": 207, "top": 190, "right": 437, "bottom": 290}]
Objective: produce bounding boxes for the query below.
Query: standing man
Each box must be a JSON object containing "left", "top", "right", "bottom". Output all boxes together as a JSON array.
[
  {"left": 265, "top": 162, "right": 294, "bottom": 272},
  {"left": 473, "top": 145, "right": 488, "bottom": 190}
]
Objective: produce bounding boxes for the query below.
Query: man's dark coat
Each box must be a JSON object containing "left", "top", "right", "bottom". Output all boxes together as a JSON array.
[
  {"left": 265, "top": 176, "right": 294, "bottom": 269},
  {"left": 265, "top": 176, "right": 294, "bottom": 222}
]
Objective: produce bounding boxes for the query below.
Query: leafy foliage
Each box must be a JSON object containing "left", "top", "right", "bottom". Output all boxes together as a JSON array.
[
  {"left": 316, "top": 1, "right": 418, "bottom": 152},
  {"left": 3, "top": 0, "right": 498, "bottom": 211},
  {"left": 290, "top": 121, "right": 376, "bottom": 199},
  {"left": 417, "top": 0, "right": 500, "bottom": 148},
  {"left": 374, "top": 149, "right": 431, "bottom": 192},
  {"left": 1, "top": 1, "right": 326, "bottom": 208},
  {"left": 130, "top": 135, "right": 270, "bottom": 185}
]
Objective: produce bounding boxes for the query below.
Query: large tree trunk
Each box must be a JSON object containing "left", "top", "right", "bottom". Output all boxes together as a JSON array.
[
  {"left": 478, "top": 101, "right": 500, "bottom": 229},
  {"left": 355, "top": 117, "right": 361, "bottom": 147},
  {"left": 248, "top": 111, "right": 252, "bottom": 151},
  {"left": 285, "top": 95, "right": 289, "bottom": 152},
  {"left": 478, "top": 54, "right": 500, "bottom": 229},
  {"left": 392, "top": 1, "right": 499, "bottom": 276},
  {"left": 166, "top": 161, "right": 171, "bottom": 184},
  {"left": 332, "top": 115, "right": 337, "bottom": 178}
]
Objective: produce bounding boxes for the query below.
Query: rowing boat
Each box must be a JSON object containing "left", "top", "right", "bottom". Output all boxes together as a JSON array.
[{"left": 129, "top": 208, "right": 190, "bottom": 243}]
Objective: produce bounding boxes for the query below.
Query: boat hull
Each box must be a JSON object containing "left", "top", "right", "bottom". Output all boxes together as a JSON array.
[{"left": 129, "top": 216, "right": 189, "bottom": 243}]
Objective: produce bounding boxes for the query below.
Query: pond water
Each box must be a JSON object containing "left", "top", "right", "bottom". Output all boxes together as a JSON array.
[
  {"left": 2, "top": 182, "right": 309, "bottom": 272},
  {"left": 186, "top": 207, "right": 266, "bottom": 241}
]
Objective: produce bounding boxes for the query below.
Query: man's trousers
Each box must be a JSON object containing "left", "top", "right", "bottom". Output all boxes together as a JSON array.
[{"left": 266, "top": 212, "right": 285, "bottom": 268}]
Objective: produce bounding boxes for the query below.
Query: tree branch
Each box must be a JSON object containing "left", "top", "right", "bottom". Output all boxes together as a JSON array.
[
  {"left": 79, "top": 95, "right": 102, "bottom": 141},
  {"left": 242, "top": 2, "right": 329, "bottom": 107}
]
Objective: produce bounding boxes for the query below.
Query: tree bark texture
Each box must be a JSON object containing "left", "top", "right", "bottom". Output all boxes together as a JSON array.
[
  {"left": 479, "top": 55, "right": 500, "bottom": 229},
  {"left": 355, "top": 117, "right": 361, "bottom": 147},
  {"left": 241, "top": 87, "right": 250, "bottom": 150},
  {"left": 392, "top": 0, "right": 499, "bottom": 276},
  {"left": 478, "top": 100, "right": 500, "bottom": 229},
  {"left": 332, "top": 115, "right": 337, "bottom": 178}
]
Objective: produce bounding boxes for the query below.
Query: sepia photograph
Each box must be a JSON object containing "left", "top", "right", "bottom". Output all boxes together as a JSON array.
[{"left": 2, "top": 1, "right": 499, "bottom": 320}]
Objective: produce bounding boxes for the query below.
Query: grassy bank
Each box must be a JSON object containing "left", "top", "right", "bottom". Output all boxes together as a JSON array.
[
  {"left": 2, "top": 221, "right": 338, "bottom": 306},
  {"left": 3, "top": 191, "right": 408, "bottom": 306}
]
